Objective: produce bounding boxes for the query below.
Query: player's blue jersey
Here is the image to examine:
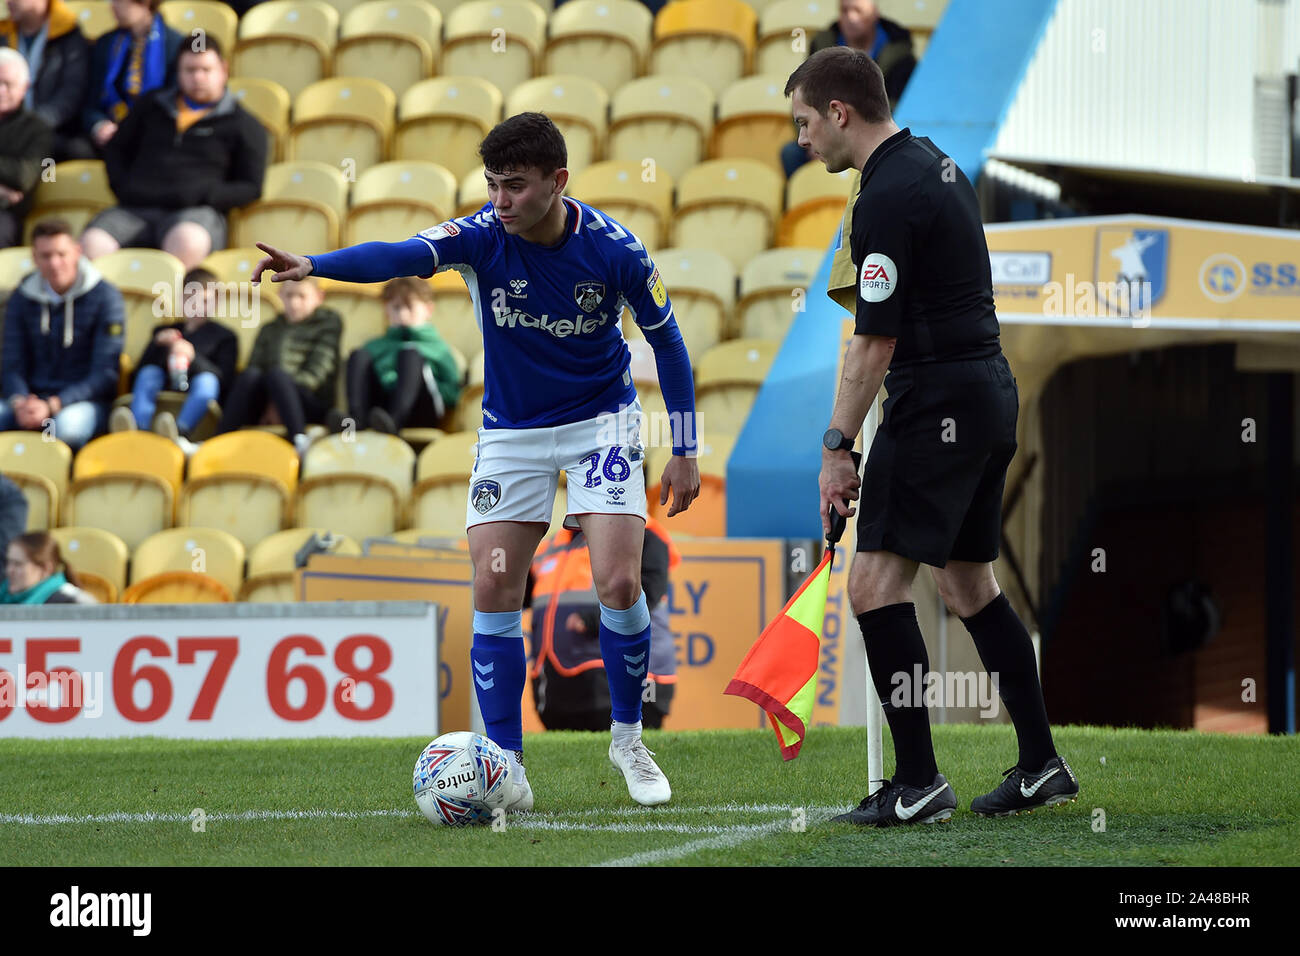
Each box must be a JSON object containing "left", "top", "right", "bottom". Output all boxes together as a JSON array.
[{"left": 411, "top": 197, "right": 674, "bottom": 431}]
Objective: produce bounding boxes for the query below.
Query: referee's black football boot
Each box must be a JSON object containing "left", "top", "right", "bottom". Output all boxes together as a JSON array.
[
  {"left": 970, "top": 755, "right": 1079, "bottom": 816},
  {"left": 831, "top": 773, "right": 956, "bottom": 827}
]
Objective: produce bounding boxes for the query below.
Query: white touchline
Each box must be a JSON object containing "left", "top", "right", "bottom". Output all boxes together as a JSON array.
[{"left": 593, "top": 810, "right": 840, "bottom": 867}]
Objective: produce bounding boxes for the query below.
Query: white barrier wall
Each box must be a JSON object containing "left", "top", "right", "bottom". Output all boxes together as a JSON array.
[{"left": 0, "top": 602, "right": 439, "bottom": 739}]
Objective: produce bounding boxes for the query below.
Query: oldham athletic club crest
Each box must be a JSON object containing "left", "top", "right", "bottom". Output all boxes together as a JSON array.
[
  {"left": 575, "top": 281, "right": 604, "bottom": 312},
  {"left": 471, "top": 479, "right": 501, "bottom": 514}
]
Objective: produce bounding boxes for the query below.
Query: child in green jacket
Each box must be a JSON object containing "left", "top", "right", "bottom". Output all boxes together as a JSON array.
[{"left": 339, "top": 277, "right": 461, "bottom": 434}]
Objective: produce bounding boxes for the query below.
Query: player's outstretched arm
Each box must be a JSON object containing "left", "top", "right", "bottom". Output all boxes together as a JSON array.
[{"left": 251, "top": 237, "right": 435, "bottom": 285}]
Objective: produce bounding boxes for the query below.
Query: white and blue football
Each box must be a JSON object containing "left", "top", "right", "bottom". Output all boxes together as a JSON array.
[{"left": 413, "top": 731, "right": 512, "bottom": 826}]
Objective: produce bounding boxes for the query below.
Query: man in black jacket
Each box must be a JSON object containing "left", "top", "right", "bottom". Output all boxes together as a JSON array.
[
  {"left": 0, "top": 0, "right": 92, "bottom": 161},
  {"left": 0, "top": 46, "right": 51, "bottom": 249},
  {"left": 81, "top": 37, "right": 267, "bottom": 270}
]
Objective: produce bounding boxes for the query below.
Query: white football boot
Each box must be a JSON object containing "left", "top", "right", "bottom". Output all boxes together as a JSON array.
[
  {"left": 504, "top": 753, "right": 533, "bottom": 812},
  {"left": 609, "top": 737, "right": 671, "bottom": 806}
]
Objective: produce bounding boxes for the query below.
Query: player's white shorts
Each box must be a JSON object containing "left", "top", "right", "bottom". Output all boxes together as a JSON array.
[{"left": 465, "top": 399, "right": 647, "bottom": 531}]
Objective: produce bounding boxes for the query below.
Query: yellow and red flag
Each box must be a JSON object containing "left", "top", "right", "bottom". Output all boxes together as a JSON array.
[{"left": 724, "top": 549, "right": 833, "bottom": 760}]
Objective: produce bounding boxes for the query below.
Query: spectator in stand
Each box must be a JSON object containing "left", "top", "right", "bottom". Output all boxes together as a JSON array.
[
  {"left": 334, "top": 277, "right": 461, "bottom": 435},
  {"left": 0, "top": 475, "right": 29, "bottom": 555},
  {"left": 110, "top": 266, "right": 237, "bottom": 449},
  {"left": 1, "top": 218, "right": 123, "bottom": 450},
  {"left": 0, "top": 0, "right": 93, "bottom": 160},
  {"left": 84, "top": 0, "right": 184, "bottom": 152},
  {"left": 216, "top": 277, "right": 340, "bottom": 457},
  {"left": 781, "top": 0, "right": 917, "bottom": 178},
  {"left": 0, "top": 47, "right": 50, "bottom": 249},
  {"left": 2, "top": 531, "right": 95, "bottom": 603},
  {"left": 81, "top": 37, "right": 267, "bottom": 270}
]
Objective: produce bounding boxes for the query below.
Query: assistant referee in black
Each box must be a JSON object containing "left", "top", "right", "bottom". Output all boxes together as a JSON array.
[{"left": 786, "top": 47, "right": 1078, "bottom": 826}]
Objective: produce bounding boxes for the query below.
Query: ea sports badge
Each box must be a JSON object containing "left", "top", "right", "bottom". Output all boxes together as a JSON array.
[
  {"left": 471, "top": 479, "right": 501, "bottom": 514},
  {"left": 859, "top": 253, "right": 897, "bottom": 302},
  {"left": 647, "top": 267, "right": 667, "bottom": 308}
]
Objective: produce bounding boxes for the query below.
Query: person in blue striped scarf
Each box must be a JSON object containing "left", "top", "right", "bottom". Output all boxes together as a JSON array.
[{"left": 84, "top": 0, "right": 182, "bottom": 151}]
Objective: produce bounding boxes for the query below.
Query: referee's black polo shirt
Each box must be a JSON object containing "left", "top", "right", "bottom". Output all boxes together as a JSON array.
[{"left": 850, "top": 128, "right": 1001, "bottom": 369}]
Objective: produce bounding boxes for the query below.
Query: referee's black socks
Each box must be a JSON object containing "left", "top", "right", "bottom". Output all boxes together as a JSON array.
[
  {"left": 960, "top": 591, "right": 1057, "bottom": 773},
  {"left": 857, "top": 602, "right": 939, "bottom": 788}
]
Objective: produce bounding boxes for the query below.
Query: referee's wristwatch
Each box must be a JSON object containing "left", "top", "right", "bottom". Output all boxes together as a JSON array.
[{"left": 822, "top": 428, "right": 855, "bottom": 453}]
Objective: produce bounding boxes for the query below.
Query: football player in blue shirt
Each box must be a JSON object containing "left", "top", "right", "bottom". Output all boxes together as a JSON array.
[{"left": 252, "top": 113, "right": 701, "bottom": 810}]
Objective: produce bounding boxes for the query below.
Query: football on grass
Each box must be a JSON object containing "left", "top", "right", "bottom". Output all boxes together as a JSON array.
[{"left": 413, "top": 732, "right": 512, "bottom": 826}]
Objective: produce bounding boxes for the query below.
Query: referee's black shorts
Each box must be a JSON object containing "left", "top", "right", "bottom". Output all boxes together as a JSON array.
[{"left": 856, "top": 354, "right": 1018, "bottom": 567}]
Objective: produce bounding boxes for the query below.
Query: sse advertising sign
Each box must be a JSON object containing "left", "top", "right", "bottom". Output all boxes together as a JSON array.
[{"left": 0, "top": 603, "right": 439, "bottom": 738}]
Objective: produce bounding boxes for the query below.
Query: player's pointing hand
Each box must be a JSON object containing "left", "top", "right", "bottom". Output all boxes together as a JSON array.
[
  {"left": 659, "top": 453, "right": 700, "bottom": 518},
  {"left": 251, "top": 242, "right": 315, "bottom": 284}
]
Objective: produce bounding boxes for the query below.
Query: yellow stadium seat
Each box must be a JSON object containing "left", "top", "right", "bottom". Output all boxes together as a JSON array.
[
  {"left": 295, "top": 474, "right": 403, "bottom": 539},
  {"left": 607, "top": 76, "right": 714, "bottom": 186},
  {"left": 237, "top": 572, "right": 295, "bottom": 602},
  {"left": 0, "top": 246, "right": 34, "bottom": 289},
  {"left": 650, "top": 0, "right": 756, "bottom": 95},
  {"left": 428, "top": 270, "right": 482, "bottom": 361},
  {"left": 787, "top": 159, "right": 855, "bottom": 207},
  {"left": 303, "top": 430, "right": 416, "bottom": 498},
  {"left": 64, "top": 475, "right": 174, "bottom": 551},
  {"left": 410, "top": 430, "right": 479, "bottom": 533},
  {"left": 122, "top": 571, "right": 232, "bottom": 603},
  {"left": 334, "top": 0, "right": 441, "bottom": 98},
  {"left": 345, "top": 161, "right": 458, "bottom": 246},
  {"left": 712, "top": 74, "right": 793, "bottom": 173},
  {"left": 6, "top": 471, "right": 57, "bottom": 530},
  {"left": 160, "top": 0, "right": 239, "bottom": 57},
  {"left": 194, "top": 250, "right": 284, "bottom": 368},
  {"left": 66, "top": 0, "right": 117, "bottom": 39},
  {"left": 247, "top": 526, "right": 362, "bottom": 575},
  {"left": 570, "top": 160, "right": 674, "bottom": 251},
  {"left": 737, "top": 246, "right": 821, "bottom": 341},
  {"left": 648, "top": 246, "right": 735, "bottom": 353},
  {"left": 233, "top": 0, "right": 339, "bottom": 100},
  {"left": 452, "top": 350, "right": 485, "bottom": 430},
  {"left": 74, "top": 571, "right": 116, "bottom": 603},
  {"left": 544, "top": 0, "right": 650, "bottom": 96},
  {"left": 506, "top": 75, "right": 609, "bottom": 176},
  {"left": 180, "top": 431, "right": 297, "bottom": 548},
  {"left": 395, "top": 77, "right": 504, "bottom": 179},
  {"left": 229, "top": 160, "right": 348, "bottom": 250},
  {"left": 316, "top": 279, "right": 388, "bottom": 406},
  {"left": 289, "top": 77, "right": 395, "bottom": 173},
  {"left": 442, "top": 0, "right": 547, "bottom": 98},
  {"left": 674, "top": 158, "right": 783, "bottom": 271},
  {"left": 778, "top": 198, "right": 846, "bottom": 248},
  {"left": 25, "top": 161, "right": 113, "bottom": 242},
  {"left": 456, "top": 165, "right": 490, "bottom": 218},
  {"left": 91, "top": 249, "right": 186, "bottom": 369},
  {"left": 132, "top": 527, "right": 247, "bottom": 596},
  {"left": 74, "top": 431, "right": 185, "bottom": 493},
  {"left": 49, "top": 527, "right": 130, "bottom": 596},
  {"left": 694, "top": 338, "right": 778, "bottom": 434},
  {"left": 755, "top": 0, "right": 830, "bottom": 77},
  {"left": 397, "top": 427, "right": 446, "bottom": 452},
  {"left": 227, "top": 76, "right": 291, "bottom": 162},
  {"left": 0, "top": 433, "right": 72, "bottom": 498}
]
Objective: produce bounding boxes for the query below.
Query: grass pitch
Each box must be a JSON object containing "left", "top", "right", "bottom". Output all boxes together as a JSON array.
[{"left": 1, "top": 725, "right": 1295, "bottom": 866}]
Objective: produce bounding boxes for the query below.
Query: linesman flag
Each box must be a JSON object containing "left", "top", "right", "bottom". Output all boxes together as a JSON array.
[
  {"left": 725, "top": 450, "right": 861, "bottom": 759},
  {"left": 724, "top": 548, "right": 833, "bottom": 759}
]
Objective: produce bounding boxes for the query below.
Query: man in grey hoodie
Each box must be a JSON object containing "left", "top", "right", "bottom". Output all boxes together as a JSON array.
[{"left": 1, "top": 217, "right": 124, "bottom": 449}]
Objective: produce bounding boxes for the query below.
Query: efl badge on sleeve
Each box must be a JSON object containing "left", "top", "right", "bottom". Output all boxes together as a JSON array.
[
  {"left": 647, "top": 267, "right": 667, "bottom": 308},
  {"left": 420, "top": 220, "right": 461, "bottom": 241},
  {"left": 471, "top": 479, "right": 501, "bottom": 514}
]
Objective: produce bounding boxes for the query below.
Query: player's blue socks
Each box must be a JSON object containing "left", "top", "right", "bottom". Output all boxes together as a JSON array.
[
  {"left": 471, "top": 610, "right": 526, "bottom": 753},
  {"left": 598, "top": 592, "right": 652, "bottom": 724}
]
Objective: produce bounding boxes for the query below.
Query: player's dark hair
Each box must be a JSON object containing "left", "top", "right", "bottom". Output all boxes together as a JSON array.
[
  {"left": 785, "top": 47, "right": 891, "bottom": 124},
  {"left": 30, "top": 218, "right": 75, "bottom": 242},
  {"left": 479, "top": 112, "right": 568, "bottom": 176}
]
